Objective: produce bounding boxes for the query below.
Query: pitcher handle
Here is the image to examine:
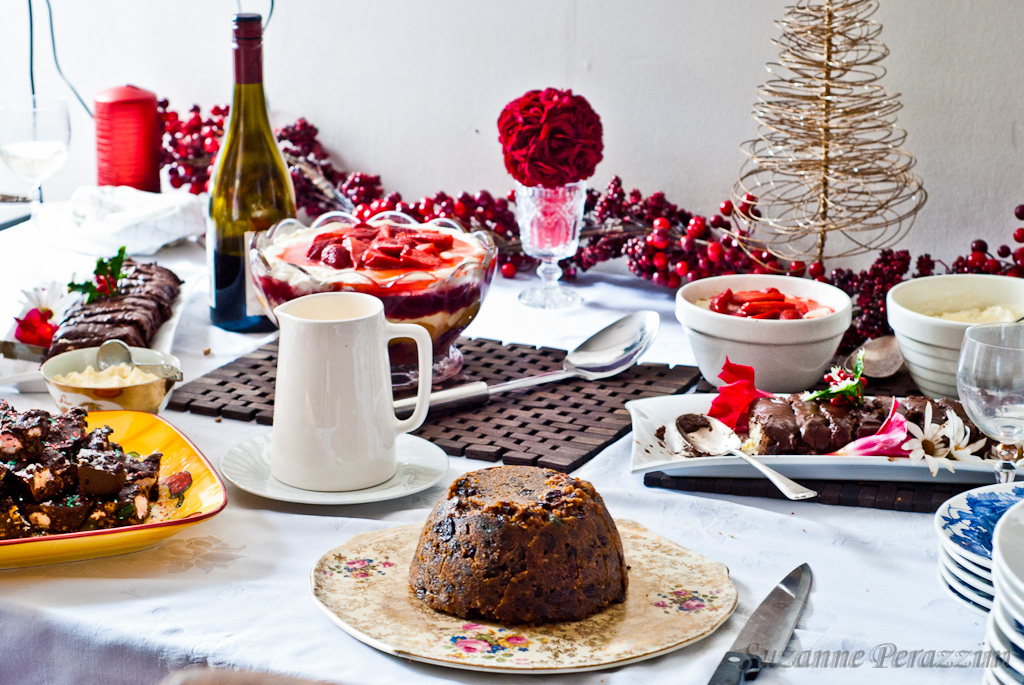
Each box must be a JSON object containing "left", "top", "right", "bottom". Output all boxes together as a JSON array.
[{"left": 386, "top": 322, "right": 433, "bottom": 434}]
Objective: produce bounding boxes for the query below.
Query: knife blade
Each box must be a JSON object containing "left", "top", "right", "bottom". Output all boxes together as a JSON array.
[
  {"left": 707, "top": 563, "right": 813, "bottom": 684},
  {"left": 0, "top": 340, "right": 47, "bottom": 363}
]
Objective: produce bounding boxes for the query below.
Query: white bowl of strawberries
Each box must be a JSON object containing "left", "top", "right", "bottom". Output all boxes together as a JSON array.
[{"left": 676, "top": 274, "right": 853, "bottom": 392}]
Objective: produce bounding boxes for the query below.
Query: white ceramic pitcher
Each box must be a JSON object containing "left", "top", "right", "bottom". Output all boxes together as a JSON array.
[{"left": 270, "top": 292, "right": 432, "bottom": 491}]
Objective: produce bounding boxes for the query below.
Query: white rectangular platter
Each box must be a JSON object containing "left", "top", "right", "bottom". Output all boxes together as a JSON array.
[
  {"left": 626, "top": 393, "right": 1014, "bottom": 485},
  {"left": 0, "top": 274, "right": 201, "bottom": 392}
]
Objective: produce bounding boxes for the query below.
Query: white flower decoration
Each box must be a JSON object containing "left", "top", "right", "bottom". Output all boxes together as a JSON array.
[
  {"left": 18, "top": 281, "right": 76, "bottom": 321},
  {"left": 944, "top": 412, "right": 988, "bottom": 462},
  {"left": 902, "top": 402, "right": 954, "bottom": 476}
]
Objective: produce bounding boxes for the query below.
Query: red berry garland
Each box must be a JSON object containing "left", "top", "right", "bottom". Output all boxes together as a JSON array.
[{"left": 159, "top": 100, "right": 1024, "bottom": 355}]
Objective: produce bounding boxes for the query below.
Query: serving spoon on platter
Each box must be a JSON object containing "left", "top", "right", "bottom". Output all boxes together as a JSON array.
[
  {"left": 96, "top": 339, "right": 183, "bottom": 381},
  {"left": 672, "top": 414, "right": 818, "bottom": 501},
  {"left": 394, "top": 310, "right": 660, "bottom": 416}
]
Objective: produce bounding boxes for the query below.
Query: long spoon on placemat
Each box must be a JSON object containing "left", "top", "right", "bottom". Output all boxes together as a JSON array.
[{"left": 394, "top": 310, "right": 660, "bottom": 417}]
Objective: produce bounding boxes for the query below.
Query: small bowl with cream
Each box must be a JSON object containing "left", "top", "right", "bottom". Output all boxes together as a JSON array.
[
  {"left": 40, "top": 346, "right": 181, "bottom": 413},
  {"left": 887, "top": 274, "right": 1024, "bottom": 398}
]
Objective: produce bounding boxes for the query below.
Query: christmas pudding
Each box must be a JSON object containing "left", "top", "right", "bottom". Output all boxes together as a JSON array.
[
  {"left": 408, "top": 465, "right": 628, "bottom": 625},
  {"left": 251, "top": 212, "right": 496, "bottom": 384}
]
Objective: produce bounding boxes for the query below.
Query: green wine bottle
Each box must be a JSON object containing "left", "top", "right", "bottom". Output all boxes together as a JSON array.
[{"left": 207, "top": 12, "right": 296, "bottom": 332}]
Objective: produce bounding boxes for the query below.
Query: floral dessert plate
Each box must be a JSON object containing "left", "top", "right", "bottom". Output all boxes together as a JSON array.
[
  {"left": 220, "top": 433, "right": 448, "bottom": 505},
  {"left": 939, "top": 546, "right": 994, "bottom": 596},
  {"left": 311, "top": 518, "right": 737, "bottom": 674},
  {"left": 0, "top": 410, "right": 227, "bottom": 569},
  {"left": 934, "top": 483, "right": 1024, "bottom": 568},
  {"left": 939, "top": 575, "right": 989, "bottom": 617},
  {"left": 628, "top": 394, "right": 1015, "bottom": 484},
  {"left": 940, "top": 562, "right": 994, "bottom": 608}
]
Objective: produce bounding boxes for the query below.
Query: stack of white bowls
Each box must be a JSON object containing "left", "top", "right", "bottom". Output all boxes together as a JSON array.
[{"left": 986, "top": 499, "right": 1024, "bottom": 684}]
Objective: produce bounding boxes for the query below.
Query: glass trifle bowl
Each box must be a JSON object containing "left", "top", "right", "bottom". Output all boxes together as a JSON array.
[{"left": 250, "top": 210, "right": 497, "bottom": 387}]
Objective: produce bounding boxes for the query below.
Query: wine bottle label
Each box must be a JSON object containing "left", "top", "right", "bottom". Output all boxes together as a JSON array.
[{"left": 243, "top": 230, "right": 263, "bottom": 317}]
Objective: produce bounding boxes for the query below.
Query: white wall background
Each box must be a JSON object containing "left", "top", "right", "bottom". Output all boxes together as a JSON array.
[{"left": 1, "top": 0, "right": 1023, "bottom": 269}]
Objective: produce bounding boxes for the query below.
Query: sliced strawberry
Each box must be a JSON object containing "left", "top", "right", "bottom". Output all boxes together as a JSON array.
[
  {"left": 373, "top": 239, "right": 406, "bottom": 257},
  {"left": 321, "top": 243, "right": 353, "bottom": 269},
  {"left": 344, "top": 237, "right": 372, "bottom": 266},
  {"left": 399, "top": 246, "right": 442, "bottom": 269},
  {"left": 307, "top": 237, "right": 336, "bottom": 261},
  {"left": 731, "top": 289, "right": 785, "bottom": 304},
  {"left": 344, "top": 226, "right": 379, "bottom": 241},
  {"left": 362, "top": 248, "right": 405, "bottom": 269},
  {"left": 416, "top": 243, "right": 439, "bottom": 257},
  {"left": 409, "top": 231, "right": 454, "bottom": 250}
]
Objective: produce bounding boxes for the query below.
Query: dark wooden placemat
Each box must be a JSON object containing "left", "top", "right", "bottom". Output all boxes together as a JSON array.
[
  {"left": 167, "top": 338, "right": 702, "bottom": 473},
  {"left": 643, "top": 471, "right": 979, "bottom": 513}
]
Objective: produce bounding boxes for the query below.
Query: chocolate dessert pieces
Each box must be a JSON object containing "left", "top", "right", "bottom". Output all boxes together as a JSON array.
[
  {"left": 749, "top": 395, "right": 894, "bottom": 454},
  {"left": 409, "top": 465, "right": 628, "bottom": 625},
  {"left": 744, "top": 395, "right": 986, "bottom": 456},
  {"left": 0, "top": 404, "right": 162, "bottom": 540},
  {"left": 47, "top": 259, "right": 182, "bottom": 358}
]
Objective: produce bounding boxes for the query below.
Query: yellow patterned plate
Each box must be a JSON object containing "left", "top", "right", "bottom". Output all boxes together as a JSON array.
[
  {"left": 0, "top": 410, "right": 227, "bottom": 569},
  {"left": 311, "top": 519, "right": 737, "bottom": 673}
]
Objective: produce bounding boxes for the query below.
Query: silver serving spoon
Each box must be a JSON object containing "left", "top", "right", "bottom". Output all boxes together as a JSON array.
[
  {"left": 96, "top": 339, "right": 184, "bottom": 382},
  {"left": 394, "top": 310, "right": 661, "bottom": 415},
  {"left": 675, "top": 414, "right": 818, "bottom": 501},
  {"left": 842, "top": 335, "right": 904, "bottom": 378}
]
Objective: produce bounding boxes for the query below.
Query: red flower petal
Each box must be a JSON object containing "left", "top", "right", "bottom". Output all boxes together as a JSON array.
[{"left": 707, "top": 357, "right": 773, "bottom": 433}]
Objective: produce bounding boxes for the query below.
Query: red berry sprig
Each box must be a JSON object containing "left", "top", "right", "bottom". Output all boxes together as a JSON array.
[{"left": 157, "top": 100, "right": 227, "bottom": 195}]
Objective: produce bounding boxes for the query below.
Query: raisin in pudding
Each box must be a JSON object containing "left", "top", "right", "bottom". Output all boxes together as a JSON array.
[
  {"left": 252, "top": 213, "right": 496, "bottom": 384},
  {"left": 409, "top": 466, "right": 628, "bottom": 625}
]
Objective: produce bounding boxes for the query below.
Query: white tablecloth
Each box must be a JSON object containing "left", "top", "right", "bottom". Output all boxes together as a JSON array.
[{"left": 0, "top": 222, "right": 987, "bottom": 684}]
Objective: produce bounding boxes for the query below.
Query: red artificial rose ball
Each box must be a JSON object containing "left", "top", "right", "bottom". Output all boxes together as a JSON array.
[{"left": 497, "top": 88, "right": 603, "bottom": 189}]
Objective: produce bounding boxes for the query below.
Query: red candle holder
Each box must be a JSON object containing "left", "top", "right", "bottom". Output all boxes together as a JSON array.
[{"left": 95, "top": 85, "right": 161, "bottom": 193}]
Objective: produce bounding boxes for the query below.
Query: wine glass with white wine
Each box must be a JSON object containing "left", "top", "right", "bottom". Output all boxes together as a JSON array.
[
  {"left": 957, "top": 322, "right": 1024, "bottom": 483},
  {"left": 0, "top": 96, "right": 70, "bottom": 206}
]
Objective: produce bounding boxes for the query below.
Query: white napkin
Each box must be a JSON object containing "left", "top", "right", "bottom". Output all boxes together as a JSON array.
[{"left": 33, "top": 185, "right": 206, "bottom": 256}]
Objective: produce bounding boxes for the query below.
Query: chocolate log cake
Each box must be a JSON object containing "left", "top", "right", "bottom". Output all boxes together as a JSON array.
[
  {"left": 409, "top": 466, "right": 628, "bottom": 625},
  {"left": 746, "top": 395, "right": 991, "bottom": 456},
  {"left": 0, "top": 399, "right": 162, "bottom": 539},
  {"left": 47, "top": 259, "right": 182, "bottom": 358}
]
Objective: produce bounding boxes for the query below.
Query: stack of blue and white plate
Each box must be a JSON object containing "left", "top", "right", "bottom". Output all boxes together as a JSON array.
[
  {"left": 935, "top": 483, "right": 1024, "bottom": 684},
  {"left": 986, "top": 499, "right": 1024, "bottom": 685},
  {"left": 934, "top": 483, "right": 1024, "bottom": 616}
]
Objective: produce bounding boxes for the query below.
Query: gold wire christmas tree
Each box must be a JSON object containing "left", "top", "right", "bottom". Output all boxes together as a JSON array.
[{"left": 730, "top": 0, "right": 926, "bottom": 263}]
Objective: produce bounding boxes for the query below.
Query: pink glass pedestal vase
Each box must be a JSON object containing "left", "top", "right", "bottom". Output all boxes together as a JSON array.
[{"left": 514, "top": 180, "right": 586, "bottom": 309}]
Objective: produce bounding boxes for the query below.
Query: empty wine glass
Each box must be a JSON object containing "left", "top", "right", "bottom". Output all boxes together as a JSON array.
[
  {"left": 514, "top": 180, "right": 586, "bottom": 309},
  {"left": 957, "top": 322, "right": 1024, "bottom": 483},
  {"left": 0, "top": 96, "right": 71, "bottom": 205}
]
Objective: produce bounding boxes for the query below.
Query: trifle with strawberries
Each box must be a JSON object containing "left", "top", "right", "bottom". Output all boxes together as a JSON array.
[{"left": 251, "top": 211, "right": 496, "bottom": 386}]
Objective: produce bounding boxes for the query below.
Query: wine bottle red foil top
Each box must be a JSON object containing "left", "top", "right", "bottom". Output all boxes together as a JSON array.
[
  {"left": 94, "top": 85, "right": 161, "bottom": 192},
  {"left": 232, "top": 13, "right": 263, "bottom": 84}
]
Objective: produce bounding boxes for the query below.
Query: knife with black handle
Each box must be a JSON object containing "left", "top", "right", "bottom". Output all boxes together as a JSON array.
[{"left": 707, "top": 563, "right": 812, "bottom": 684}]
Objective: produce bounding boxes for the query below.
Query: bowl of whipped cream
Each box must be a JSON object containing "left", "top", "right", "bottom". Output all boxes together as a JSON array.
[
  {"left": 40, "top": 346, "right": 181, "bottom": 413},
  {"left": 887, "top": 274, "right": 1024, "bottom": 398}
]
